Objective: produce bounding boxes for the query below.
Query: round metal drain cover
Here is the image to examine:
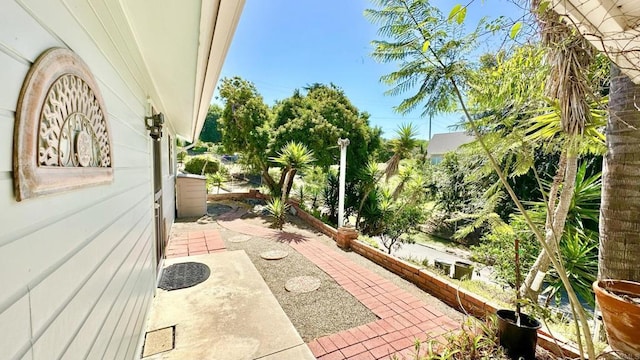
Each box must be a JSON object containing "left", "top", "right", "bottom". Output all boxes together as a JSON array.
[
  {"left": 260, "top": 250, "right": 289, "bottom": 260},
  {"left": 159, "top": 262, "right": 210, "bottom": 291},
  {"left": 285, "top": 276, "right": 321, "bottom": 293},
  {"left": 228, "top": 235, "right": 251, "bottom": 243},
  {"left": 207, "top": 204, "right": 233, "bottom": 217}
]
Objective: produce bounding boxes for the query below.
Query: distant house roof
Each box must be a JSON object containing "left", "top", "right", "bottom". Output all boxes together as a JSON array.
[{"left": 427, "top": 132, "right": 474, "bottom": 157}]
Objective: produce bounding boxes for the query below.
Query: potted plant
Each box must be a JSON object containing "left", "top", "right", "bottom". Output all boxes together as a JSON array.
[
  {"left": 496, "top": 238, "right": 541, "bottom": 360},
  {"left": 593, "top": 279, "right": 640, "bottom": 357}
]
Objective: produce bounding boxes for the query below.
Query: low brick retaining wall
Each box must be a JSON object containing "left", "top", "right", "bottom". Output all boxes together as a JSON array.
[
  {"left": 207, "top": 189, "right": 266, "bottom": 202},
  {"left": 350, "top": 240, "right": 497, "bottom": 318},
  {"left": 349, "top": 240, "right": 581, "bottom": 359},
  {"left": 288, "top": 201, "right": 338, "bottom": 240},
  {"left": 207, "top": 191, "right": 581, "bottom": 358}
]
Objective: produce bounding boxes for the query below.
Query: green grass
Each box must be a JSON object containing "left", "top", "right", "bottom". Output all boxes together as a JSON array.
[
  {"left": 409, "top": 231, "right": 469, "bottom": 250},
  {"left": 457, "top": 279, "right": 513, "bottom": 309},
  {"left": 545, "top": 319, "right": 608, "bottom": 355},
  {"left": 359, "top": 235, "right": 380, "bottom": 249}
]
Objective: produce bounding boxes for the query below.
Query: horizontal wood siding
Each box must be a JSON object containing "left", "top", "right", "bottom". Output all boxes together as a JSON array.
[{"left": 0, "top": 0, "right": 165, "bottom": 359}]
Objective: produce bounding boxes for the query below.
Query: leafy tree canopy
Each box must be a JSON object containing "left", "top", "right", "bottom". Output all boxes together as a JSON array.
[
  {"left": 271, "top": 83, "right": 384, "bottom": 181},
  {"left": 199, "top": 104, "right": 223, "bottom": 143},
  {"left": 217, "top": 77, "right": 384, "bottom": 194},
  {"left": 217, "top": 76, "right": 272, "bottom": 174}
]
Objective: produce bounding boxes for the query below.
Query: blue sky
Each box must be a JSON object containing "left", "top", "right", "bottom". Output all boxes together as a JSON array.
[{"left": 214, "top": 0, "right": 528, "bottom": 140}]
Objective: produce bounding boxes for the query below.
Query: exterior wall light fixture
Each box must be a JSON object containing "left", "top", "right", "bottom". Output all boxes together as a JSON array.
[{"left": 145, "top": 113, "right": 165, "bottom": 140}]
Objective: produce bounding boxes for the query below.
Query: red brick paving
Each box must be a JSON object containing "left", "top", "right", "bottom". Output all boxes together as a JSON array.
[
  {"left": 217, "top": 208, "right": 460, "bottom": 360},
  {"left": 290, "top": 240, "right": 459, "bottom": 359},
  {"left": 165, "top": 229, "right": 226, "bottom": 258}
]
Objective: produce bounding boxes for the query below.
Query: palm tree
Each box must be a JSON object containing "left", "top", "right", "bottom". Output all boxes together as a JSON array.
[
  {"left": 355, "top": 159, "right": 381, "bottom": 228},
  {"left": 599, "top": 66, "right": 640, "bottom": 282},
  {"left": 519, "top": 99, "right": 606, "bottom": 299},
  {"left": 385, "top": 124, "right": 419, "bottom": 181},
  {"left": 271, "top": 142, "right": 315, "bottom": 205},
  {"left": 355, "top": 124, "right": 418, "bottom": 229}
]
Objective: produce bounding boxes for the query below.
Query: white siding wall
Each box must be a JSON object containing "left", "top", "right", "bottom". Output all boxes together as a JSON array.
[{"left": 0, "top": 0, "right": 176, "bottom": 359}]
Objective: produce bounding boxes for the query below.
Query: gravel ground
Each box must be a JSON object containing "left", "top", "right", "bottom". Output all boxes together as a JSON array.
[{"left": 222, "top": 224, "right": 378, "bottom": 342}]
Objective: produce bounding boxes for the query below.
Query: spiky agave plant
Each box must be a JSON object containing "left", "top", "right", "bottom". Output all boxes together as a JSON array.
[{"left": 266, "top": 198, "right": 289, "bottom": 230}]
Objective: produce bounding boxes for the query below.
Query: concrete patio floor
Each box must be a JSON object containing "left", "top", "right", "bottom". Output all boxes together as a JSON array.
[
  {"left": 145, "top": 205, "right": 462, "bottom": 360},
  {"left": 142, "top": 250, "right": 314, "bottom": 359}
]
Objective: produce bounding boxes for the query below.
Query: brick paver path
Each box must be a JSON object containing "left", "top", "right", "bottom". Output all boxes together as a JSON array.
[
  {"left": 165, "top": 229, "right": 226, "bottom": 258},
  {"left": 217, "top": 209, "right": 460, "bottom": 360}
]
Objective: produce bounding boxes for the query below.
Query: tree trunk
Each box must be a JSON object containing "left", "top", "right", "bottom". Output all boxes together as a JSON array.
[
  {"left": 281, "top": 170, "right": 292, "bottom": 206},
  {"left": 285, "top": 169, "right": 297, "bottom": 200},
  {"left": 261, "top": 167, "right": 276, "bottom": 193},
  {"left": 355, "top": 187, "right": 371, "bottom": 230},
  {"left": 599, "top": 66, "right": 640, "bottom": 281},
  {"left": 521, "top": 150, "right": 578, "bottom": 300}
]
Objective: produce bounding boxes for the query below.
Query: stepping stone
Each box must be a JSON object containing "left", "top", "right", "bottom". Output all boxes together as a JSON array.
[
  {"left": 285, "top": 276, "right": 320, "bottom": 293},
  {"left": 260, "top": 250, "right": 289, "bottom": 260},
  {"left": 228, "top": 235, "right": 252, "bottom": 243},
  {"left": 197, "top": 215, "right": 214, "bottom": 224}
]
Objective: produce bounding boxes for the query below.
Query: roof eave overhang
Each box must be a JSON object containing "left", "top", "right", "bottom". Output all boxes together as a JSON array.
[
  {"left": 551, "top": 0, "right": 640, "bottom": 84},
  {"left": 190, "top": 0, "right": 245, "bottom": 142}
]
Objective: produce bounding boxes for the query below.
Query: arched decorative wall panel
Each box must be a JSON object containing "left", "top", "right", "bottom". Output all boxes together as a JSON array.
[{"left": 13, "top": 48, "right": 113, "bottom": 201}]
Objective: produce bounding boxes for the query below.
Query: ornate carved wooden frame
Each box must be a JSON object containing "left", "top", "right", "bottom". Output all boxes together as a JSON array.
[{"left": 13, "top": 48, "right": 113, "bottom": 201}]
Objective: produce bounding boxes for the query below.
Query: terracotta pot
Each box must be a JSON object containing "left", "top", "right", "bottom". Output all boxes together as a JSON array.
[{"left": 593, "top": 279, "right": 640, "bottom": 357}]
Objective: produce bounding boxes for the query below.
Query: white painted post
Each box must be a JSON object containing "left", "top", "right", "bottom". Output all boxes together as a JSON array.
[{"left": 337, "top": 138, "right": 350, "bottom": 228}]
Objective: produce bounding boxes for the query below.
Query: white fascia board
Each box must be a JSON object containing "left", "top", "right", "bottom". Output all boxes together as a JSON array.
[{"left": 190, "top": 0, "right": 245, "bottom": 142}]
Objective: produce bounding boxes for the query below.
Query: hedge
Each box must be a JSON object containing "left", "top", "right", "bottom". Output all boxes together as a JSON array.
[{"left": 184, "top": 155, "right": 219, "bottom": 175}]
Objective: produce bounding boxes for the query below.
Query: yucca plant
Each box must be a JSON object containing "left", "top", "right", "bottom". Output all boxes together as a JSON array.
[
  {"left": 266, "top": 198, "right": 289, "bottom": 230},
  {"left": 270, "top": 141, "right": 315, "bottom": 204}
]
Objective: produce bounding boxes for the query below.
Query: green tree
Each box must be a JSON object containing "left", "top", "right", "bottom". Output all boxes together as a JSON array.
[
  {"left": 217, "top": 76, "right": 274, "bottom": 187},
  {"left": 199, "top": 104, "right": 223, "bottom": 143},
  {"left": 271, "top": 84, "right": 383, "bottom": 182},
  {"left": 378, "top": 195, "right": 425, "bottom": 254},
  {"left": 218, "top": 78, "right": 384, "bottom": 199},
  {"left": 355, "top": 124, "right": 418, "bottom": 229},
  {"left": 302, "top": 166, "right": 328, "bottom": 211}
]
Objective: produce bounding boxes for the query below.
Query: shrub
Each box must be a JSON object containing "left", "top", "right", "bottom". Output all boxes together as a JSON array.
[
  {"left": 191, "top": 144, "right": 208, "bottom": 154},
  {"left": 206, "top": 172, "right": 228, "bottom": 194},
  {"left": 184, "top": 155, "right": 219, "bottom": 175},
  {"left": 266, "top": 198, "right": 288, "bottom": 230},
  {"left": 177, "top": 150, "right": 187, "bottom": 163},
  {"left": 392, "top": 317, "right": 510, "bottom": 360},
  {"left": 359, "top": 235, "right": 380, "bottom": 250},
  {"left": 470, "top": 217, "right": 539, "bottom": 287}
]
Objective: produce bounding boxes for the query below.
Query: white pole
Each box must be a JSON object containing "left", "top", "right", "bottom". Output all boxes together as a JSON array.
[{"left": 337, "top": 138, "right": 350, "bottom": 228}]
